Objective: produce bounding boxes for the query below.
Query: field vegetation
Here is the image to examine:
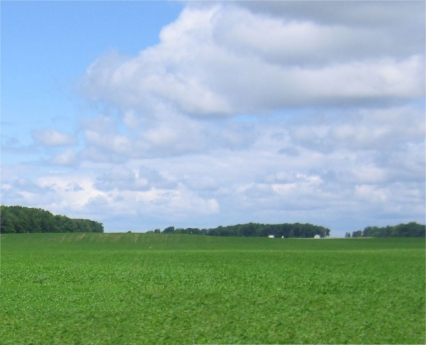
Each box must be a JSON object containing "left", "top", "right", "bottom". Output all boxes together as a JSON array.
[{"left": 1, "top": 233, "right": 424, "bottom": 344}]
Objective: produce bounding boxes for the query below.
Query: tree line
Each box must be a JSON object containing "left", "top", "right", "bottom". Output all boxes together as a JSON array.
[
  {"left": 147, "top": 222, "right": 330, "bottom": 238},
  {"left": 0, "top": 205, "right": 104, "bottom": 233},
  {"left": 345, "top": 222, "right": 425, "bottom": 238}
]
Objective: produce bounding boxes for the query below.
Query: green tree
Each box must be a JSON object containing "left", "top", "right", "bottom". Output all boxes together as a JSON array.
[
  {"left": 1, "top": 205, "right": 104, "bottom": 233},
  {"left": 352, "top": 230, "right": 363, "bottom": 238},
  {"left": 0, "top": 208, "right": 15, "bottom": 233}
]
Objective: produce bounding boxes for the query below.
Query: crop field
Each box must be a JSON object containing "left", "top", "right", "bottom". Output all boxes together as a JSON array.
[{"left": 0, "top": 233, "right": 424, "bottom": 344}]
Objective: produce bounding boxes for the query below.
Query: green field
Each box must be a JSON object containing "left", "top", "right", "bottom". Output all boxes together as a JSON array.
[{"left": 1, "top": 233, "right": 424, "bottom": 344}]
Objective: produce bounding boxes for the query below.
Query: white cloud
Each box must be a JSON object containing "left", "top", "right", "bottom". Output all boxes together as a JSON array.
[
  {"left": 32, "top": 129, "right": 75, "bottom": 146},
  {"left": 211, "top": 5, "right": 420, "bottom": 66},
  {"left": 235, "top": 1, "right": 424, "bottom": 34},
  {"left": 3, "top": 1, "right": 424, "bottom": 235},
  {"left": 50, "top": 148, "right": 77, "bottom": 166},
  {"left": 81, "top": 4, "right": 424, "bottom": 119}
]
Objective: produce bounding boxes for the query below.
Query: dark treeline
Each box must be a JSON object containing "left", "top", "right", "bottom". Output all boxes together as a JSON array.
[
  {"left": 147, "top": 222, "right": 330, "bottom": 238},
  {"left": 347, "top": 222, "right": 425, "bottom": 238},
  {"left": 0, "top": 205, "right": 104, "bottom": 233}
]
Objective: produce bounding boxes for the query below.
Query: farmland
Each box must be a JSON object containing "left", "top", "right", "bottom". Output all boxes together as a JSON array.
[{"left": 1, "top": 233, "right": 424, "bottom": 344}]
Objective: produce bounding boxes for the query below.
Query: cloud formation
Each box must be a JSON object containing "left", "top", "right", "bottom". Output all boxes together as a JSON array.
[
  {"left": 2, "top": 1, "right": 424, "bottom": 235},
  {"left": 32, "top": 129, "right": 75, "bottom": 146},
  {"left": 82, "top": 4, "right": 423, "bottom": 117}
]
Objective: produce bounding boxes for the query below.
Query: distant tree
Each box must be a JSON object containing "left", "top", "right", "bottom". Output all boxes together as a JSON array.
[
  {"left": 242, "top": 223, "right": 256, "bottom": 237},
  {"left": 393, "top": 222, "right": 425, "bottom": 237},
  {"left": 0, "top": 207, "right": 15, "bottom": 233},
  {"left": 362, "top": 222, "right": 425, "bottom": 237},
  {"left": 352, "top": 230, "right": 363, "bottom": 238},
  {"left": 0, "top": 205, "right": 104, "bottom": 233},
  {"left": 150, "top": 222, "right": 331, "bottom": 239},
  {"left": 345, "top": 232, "right": 351, "bottom": 238},
  {"left": 181, "top": 228, "right": 201, "bottom": 234}
]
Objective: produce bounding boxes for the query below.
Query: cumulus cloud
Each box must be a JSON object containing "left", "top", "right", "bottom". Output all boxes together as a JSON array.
[
  {"left": 75, "top": 110, "right": 256, "bottom": 162},
  {"left": 237, "top": 1, "right": 424, "bottom": 32},
  {"left": 32, "top": 129, "right": 75, "bottom": 146},
  {"left": 288, "top": 105, "right": 425, "bottom": 152},
  {"left": 94, "top": 165, "right": 177, "bottom": 192},
  {"left": 50, "top": 148, "right": 78, "bottom": 166},
  {"left": 81, "top": 3, "right": 424, "bottom": 119},
  {"left": 3, "top": 1, "right": 423, "bottom": 235}
]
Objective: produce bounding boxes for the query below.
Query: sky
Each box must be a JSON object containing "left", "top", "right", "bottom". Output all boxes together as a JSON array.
[{"left": 1, "top": 1, "right": 425, "bottom": 236}]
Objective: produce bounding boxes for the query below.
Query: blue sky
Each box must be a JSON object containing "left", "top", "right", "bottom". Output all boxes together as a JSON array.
[
  {"left": 2, "top": 1, "right": 183, "bottom": 149},
  {"left": 1, "top": 1, "right": 425, "bottom": 236}
]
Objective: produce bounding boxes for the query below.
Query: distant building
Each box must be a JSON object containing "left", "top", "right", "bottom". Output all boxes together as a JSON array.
[
  {"left": 314, "top": 234, "right": 321, "bottom": 239},
  {"left": 268, "top": 235, "right": 275, "bottom": 238}
]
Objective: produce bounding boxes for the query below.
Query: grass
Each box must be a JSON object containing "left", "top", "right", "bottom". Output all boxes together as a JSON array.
[{"left": 1, "top": 233, "right": 424, "bottom": 344}]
